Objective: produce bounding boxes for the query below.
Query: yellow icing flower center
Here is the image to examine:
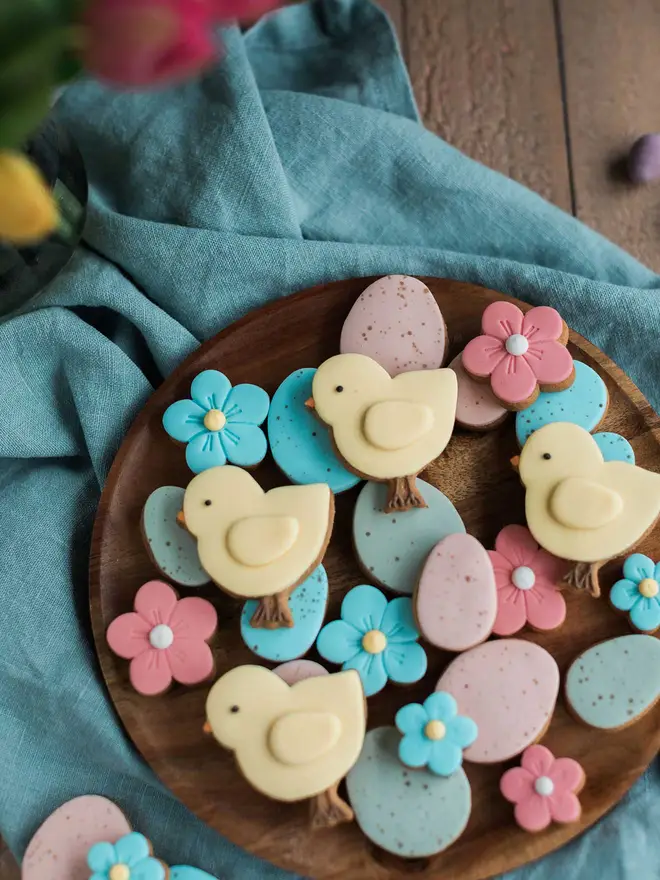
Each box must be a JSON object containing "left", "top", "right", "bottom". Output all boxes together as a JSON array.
[
  {"left": 424, "top": 720, "right": 446, "bottom": 741},
  {"left": 109, "top": 866, "right": 131, "bottom": 880},
  {"left": 362, "top": 629, "right": 387, "bottom": 654},
  {"left": 638, "top": 578, "right": 659, "bottom": 598},
  {"left": 204, "top": 409, "right": 226, "bottom": 432}
]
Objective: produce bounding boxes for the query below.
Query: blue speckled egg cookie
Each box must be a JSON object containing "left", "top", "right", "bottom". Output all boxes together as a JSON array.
[
  {"left": 593, "top": 431, "right": 635, "bottom": 463},
  {"left": 142, "top": 486, "right": 209, "bottom": 587}
]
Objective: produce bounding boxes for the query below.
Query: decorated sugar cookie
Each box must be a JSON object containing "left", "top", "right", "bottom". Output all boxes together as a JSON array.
[
  {"left": 462, "top": 301, "right": 574, "bottom": 410},
  {"left": 515, "top": 360, "right": 607, "bottom": 445},
  {"left": 565, "top": 634, "right": 660, "bottom": 729},
  {"left": 515, "top": 422, "right": 660, "bottom": 597},
  {"left": 22, "top": 796, "right": 132, "bottom": 880},
  {"left": 395, "top": 692, "right": 478, "bottom": 776},
  {"left": 88, "top": 832, "right": 167, "bottom": 880},
  {"left": 436, "top": 639, "right": 560, "bottom": 763},
  {"left": 181, "top": 466, "right": 334, "bottom": 628},
  {"left": 500, "top": 745, "right": 585, "bottom": 833},
  {"left": 488, "top": 524, "right": 568, "bottom": 635},
  {"left": 163, "top": 370, "right": 269, "bottom": 473},
  {"left": 339, "top": 275, "right": 447, "bottom": 376},
  {"left": 142, "top": 486, "right": 209, "bottom": 587},
  {"left": 240, "top": 566, "right": 328, "bottom": 661},
  {"left": 316, "top": 584, "right": 427, "bottom": 696},
  {"left": 273, "top": 659, "right": 329, "bottom": 685},
  {"left": 267, "top": 368, "right": 361, "bottom": 493},
  {"left": 346, "top": 727, "right": 472, "bottom": 858},
  {"left": 353, "top": 478, "right": 465, "bottom": 595},
  {"left": 450, "top": 351, "right": 508, "bottom": 430},
  {"left": 610, "top": 554, "right": 660, "bottom": 632},
  {"left": 309, "top": 353, "right": 457, "bottom": 511},
  {"left": 593, "top": 432, "right": 635, "bottom": 464},
  {"left": 106, "top": 580, "right": 217, "bottom": 696},
  {"left": 415, "top": 533, "right": 497, "bottom": 650},
  {"left": 205, "top": 665, "right": 366, "bottom": 829}
]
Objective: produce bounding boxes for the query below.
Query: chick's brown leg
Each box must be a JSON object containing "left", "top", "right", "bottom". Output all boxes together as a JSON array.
[
  {"left": 385, "top": 475, "right": 427, "bottom": 513},
  {"left": 562, "top": 561, "right": 602, "bottom": 598},
  {"left": 309, "top": 784, "right": 354, "bottom": 830},
  {"left": 249, "top": 591, "right": 294, "bottom": 629}
]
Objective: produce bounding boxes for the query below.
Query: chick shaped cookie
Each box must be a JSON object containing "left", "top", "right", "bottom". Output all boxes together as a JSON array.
[
  {"left": 515, "top": 422, "right": 660, "bottom": 597},
  {"left": 205, "top": 665, "right": 366, "bottom": 829},
  {"left": 309, "top": 354, "right": 457, "bottom": 512},
  {"left": 181, "top": 467, "right": 334, "bottom": 628}
]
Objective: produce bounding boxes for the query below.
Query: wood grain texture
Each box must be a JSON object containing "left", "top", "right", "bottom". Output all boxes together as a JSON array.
[
  {"left": 90, "top": 277, "right": 660, "bottom": 880},
  {"left": 559, "top": 0, "right": 660, "bottom": 270},
  {"left": 405, "top": 0, "right": 572, "bottom": 210}
]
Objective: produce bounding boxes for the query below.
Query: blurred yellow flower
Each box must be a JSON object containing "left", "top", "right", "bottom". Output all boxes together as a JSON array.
[{"left": 0, "top": 151, "right": 58, "bottom": 245}]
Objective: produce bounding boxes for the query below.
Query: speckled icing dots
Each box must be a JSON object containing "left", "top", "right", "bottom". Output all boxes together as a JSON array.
[
  {"left": 450, "top": 352, "right": 508, "bottom": 430},
  {"left": 353, "top": 479, "right": 465, "bottom": 595},
  {"left": 436, "top": 639, "right": 560, "bottom": 763},
  {"left": 240, "top": 566, "right": 328, "bottom": 662},
  {"left": 340, "top": 275, "right": 447, "bottom": 376},
  {"left": 593, "top": 432, "right": 635, "bottom": 463},
  {"left": 565, "top": 634, "right": 660, "bottom": 729},
  {"left": 415, "top": 533, "right": 497, "bottom": 650},
  {"left": 516, "top": 361, "right": 607, "bottom": 445},
  {"left": 142, "top": 486, "right": 209, "bottom": 587},
  {"left": 346, "top": 727, "right": 471, "bottom": 858},
  {"left": 171, "top": 869, "right": 219, "bottom": 880},
  {"left": 268, "top": 368, "right": 360, "bottom": 493}
]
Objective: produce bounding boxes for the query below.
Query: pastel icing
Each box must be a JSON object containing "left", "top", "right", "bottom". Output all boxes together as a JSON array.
[
  {"left": 462, "top": 301, "right": 573, "bottom": 408},
  {"left": 311, "top": 354, "right": 457, "bottom": 482},
  {"left": 340, "top": 275, "right": 447, "bottom": 376},
  {"left": 415, "top": 533, "right": 497, "bottom": 650},
  {"left": 205, "top": 666, "right": 366, "bottom": 804},
  {"left": 171, "top": 870, "right": 218, "bottom": 880},
  {"left": 22, "top": 796, "right": 132, "bottom": 880},
  {"left": 88, "top": 832, "right": 165, "bottom": 880},
  {"left": 610, "top": 553, "right": 660, "bottom": 632},
  {"left": 106, "top": 580, "right": 217, "bottom": 695},
  {"left": 142, "top": 486, "right": 209, "bottom": 587},
  {"left": 353, "top": 479, "right": 465, "bottom": 595},
  {"left": 488, "top": 524, "right": 568, "bottom": 635},
  {"left": 520, "top": 422, "right": 660, "bottom": 564},
  {"left": 593, "top": 431, "right": 635, "bottom": 464},
  {"left": 450, "top": 352, "right": 508, "bottom": 429},
  {"left": 182, "top": 466, "right": 333, "bottom": 611},
  {"left": 515, "top": 360, "right": 607, "bottom": 445},
  {"left": 273, "top": 659, "right": 329, "bottom": 685},
  {"left": 163, "top": 369, "right": 269, "bottom": 473},
  {"left": 500, "top": 744, "right": 584, "bottom": 832},
  {"left": 436, "top": 639, "right": 560, "bottom": 763},
  {"left": 565, "top": 634, "right": 660, "bottom": 729},
  {"left": 267, "top": 368, "right": 361, "bottom": 493},
  {"left": 346, "top": 727, "right": 472, "bottom": 858},
  {"left": 395, "top": 692, "right": 478, "bottom": 776},
  {"left": 240, "top": 566, "right": 328, "bottom": 661},
  {"left": 316, "top": 585, "right": 427, "bottom": 697}
]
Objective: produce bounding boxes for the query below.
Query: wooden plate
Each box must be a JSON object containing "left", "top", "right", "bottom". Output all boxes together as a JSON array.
[{"left": 89, "top": 277, "right": 660, "bottom": 880}]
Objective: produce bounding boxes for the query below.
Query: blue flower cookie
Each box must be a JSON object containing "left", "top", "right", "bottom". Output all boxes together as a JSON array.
[
  {"left": 163, "top": 370, "right": 269, "bottom": 473},
  {"left": 395, "top": 692, "right": 478, "bottom": 776},
  {"left": 88, "top": 832, "right": 165, "bottom": 880},
  {"left": 610, "top": 553, "right": 660, "bottom": 632}
]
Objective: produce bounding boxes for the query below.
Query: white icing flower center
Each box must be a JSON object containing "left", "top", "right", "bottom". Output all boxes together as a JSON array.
[
  {"left": 109, "top": 866, "right": 131, "bottom": 880},
  {"left": 638, "top": 578, "right": 659, "bottom": 599},
  {"left": 204, "top": 409, "right": 226, "bottom": 432},
  {"left": 149, "top": 623, "right": 174, "bottom": 650},
  {"left": 505, "top": 334, "right": 529, "bottom": 356},
  {"left": 534, "top": 776, "right": 554, "bottom": 797},
  {"left": 424, "top": 720, "right": 446, "bottom": 741},
  {"left": 362, "top": 629, "right": 387, "bottom": 654},
  {"left": 512, "top": 566, "right": 536, "bottom": 591}
]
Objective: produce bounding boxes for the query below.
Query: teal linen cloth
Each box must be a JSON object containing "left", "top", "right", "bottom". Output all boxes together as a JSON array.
[{"left": 1, "top": 1, "right": 659, "bottom": 877}]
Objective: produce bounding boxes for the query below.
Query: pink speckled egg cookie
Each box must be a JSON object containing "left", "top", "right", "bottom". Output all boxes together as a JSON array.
[{"left": 449, "top": 352, "right": 508, "bottom": 430}]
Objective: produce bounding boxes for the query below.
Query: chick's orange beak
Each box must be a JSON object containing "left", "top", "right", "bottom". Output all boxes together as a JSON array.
[
  {"left": 510, "top": 455, "right": 520, "bottom": 472},
  {"left": 176, "top": 509, "right": 187, "bottom": 528},
  {"left": 203, "top": 721, "right": 211, "bottom": 734},
  {"left": 305, "top": 397, "right": 315, "bottom": 409}
]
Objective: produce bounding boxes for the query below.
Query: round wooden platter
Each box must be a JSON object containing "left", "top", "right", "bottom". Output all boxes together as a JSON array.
[{"left": 90, "top": 277, "right": 660, "bottom": 880}]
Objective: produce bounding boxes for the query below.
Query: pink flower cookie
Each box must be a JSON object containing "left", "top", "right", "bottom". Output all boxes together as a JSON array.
[
  {"left": 500, "top": 744, "right": 585, "bottom": 832},
  {"left": 107, "top": 579, "right": 217, "bottom": 695},
  {"left": 489, "top": 525, "right": 569, "bottom": 635},
  {"left": 462, "top": 301, "right": 574, "bottom": 409}
]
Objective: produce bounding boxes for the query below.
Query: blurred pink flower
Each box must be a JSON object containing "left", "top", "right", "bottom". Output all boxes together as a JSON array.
[{"left": 84, "top": 0, "right": 285, "bottom": 88}]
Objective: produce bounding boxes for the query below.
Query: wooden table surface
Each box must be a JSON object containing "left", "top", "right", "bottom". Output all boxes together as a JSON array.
[{"left": 2, "top": 2, "right": 655, "bottom": 876}]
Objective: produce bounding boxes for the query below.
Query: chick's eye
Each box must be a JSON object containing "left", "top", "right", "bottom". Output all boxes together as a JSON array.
[
  {"left": 542, "top": 453, "right": 552, "bottom": 460},
  {"left": 230, "top": 705, "right": 240, "bottom": 714},
  {"left": 335, "top": 385, "right": 344, "bottom": 393},
  {"left": 204, "top": 499, "right": 212, "bottom": 506}
]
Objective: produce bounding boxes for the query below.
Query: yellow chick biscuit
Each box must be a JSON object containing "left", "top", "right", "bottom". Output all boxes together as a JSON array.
[
  {"left": 517, "top": 422, "right": 660, "bottom": 597},
  {"left": 205, "top": 665, "right": 366, "bottom": 829},
  {"left": 309, "top": 353, "right": 458, "bottom": 512},
  {"left": 181, "top": 467, "right": 334, "bottom": 628}
]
